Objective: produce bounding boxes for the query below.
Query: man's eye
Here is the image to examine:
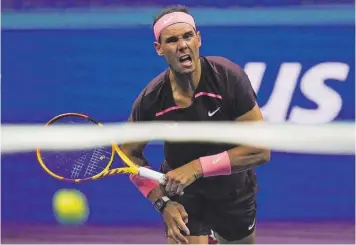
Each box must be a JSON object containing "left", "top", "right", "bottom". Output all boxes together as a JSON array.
[
  {"left": 184, "top": 33, "right": 193, "bottom": 39},
  {"left": 166, "top": 38, "right": 177, "bottom": 43}
]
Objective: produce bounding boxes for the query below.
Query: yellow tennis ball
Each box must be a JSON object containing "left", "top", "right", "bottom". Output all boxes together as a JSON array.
[{"left": 52, "top": 189, "right": 89, "bottom": 225}]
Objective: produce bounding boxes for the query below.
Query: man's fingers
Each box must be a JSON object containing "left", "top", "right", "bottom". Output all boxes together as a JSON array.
[
  {"left": 168, "top": 180, "right": 179, "bottom": 193},
  {"left": 172, "top": 225, "right": 189, "bottom": 244},
  {"left": 165, "top": 170, "right": 197, "bottom": 196},
  {"left": 176, "top": 185, "right": 185, "bottom": 196},
  {"left": 167, "top": 190, "right": 184, "bottom": 197},
  {"left": 165, "top": 174, "right": 179, "bottom": 193},
  {"left": 167, "top": 229, "right": 180, "bottom": 244},
  {"left": 175, "top": 217, "right": 190, "bottom": 236},
  {"left": 166, "top": 176, "right": 187, "bottom": 195},
  {"left": 164, "top": 202, "right": 190, "bottom": 243},
  {"left": 165, "top": 179, "right": 173, "bottom": 192},
  {"left": 176, "top": 206, "right": 189, "bottom": 224}
]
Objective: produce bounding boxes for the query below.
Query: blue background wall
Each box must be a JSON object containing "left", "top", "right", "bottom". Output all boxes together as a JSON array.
[{"left": 2, "top": 2, "right": 355, "bottom": 225}]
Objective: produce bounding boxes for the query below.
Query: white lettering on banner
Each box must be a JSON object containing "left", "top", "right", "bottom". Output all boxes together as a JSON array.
[
  {"left": 244, "top": 62, "right": 350, "bottom": 123},
  {"left": 244, "top": 62, "right": 266, "bottom": 93},
  {"left": 289, "top": 62, "right": 349, "bottom": 123}
]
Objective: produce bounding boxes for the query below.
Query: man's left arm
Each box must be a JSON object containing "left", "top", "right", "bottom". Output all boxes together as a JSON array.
[
  {"left": 194, "top": 58, "right": 271, "bottom": 177},
  {"left": 164, "top": 104, "right": 270, "bottom": 194},
  {"left": 225, "top": 103, "right": 270, "bottom": 174},
  {"left": 164, "top": 59, "right": 270, "bottom": 193}
]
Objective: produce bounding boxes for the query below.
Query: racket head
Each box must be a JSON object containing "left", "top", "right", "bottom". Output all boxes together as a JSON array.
[{"left": 36, "top": 113, "right": 116, "bottom": 183}]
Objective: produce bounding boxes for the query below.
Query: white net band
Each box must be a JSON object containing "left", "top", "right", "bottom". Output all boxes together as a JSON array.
[{"left": 1, "top": 121, "right": 354, "bottom": 155}]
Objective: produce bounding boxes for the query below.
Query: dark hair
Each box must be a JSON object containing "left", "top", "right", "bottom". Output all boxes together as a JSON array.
[{"left": 153, "top": 5, "right": 191, "bottom": 42}]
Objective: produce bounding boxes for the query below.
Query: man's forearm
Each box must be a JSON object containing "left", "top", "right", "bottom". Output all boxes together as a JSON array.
[
  {"left": 228, "top": 149, "right": 270, "bottom": 173},
  {"left": 226, "top": 145, "right": 270, "bottom": 173}
]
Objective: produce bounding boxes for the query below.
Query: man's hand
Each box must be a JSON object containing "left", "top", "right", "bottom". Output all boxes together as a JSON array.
[
  {"left": 163, "top": 201, "right": 190, "bottom": 244},
  {"left": 165, "top": 160, "right": 202, "bottom": 195}
]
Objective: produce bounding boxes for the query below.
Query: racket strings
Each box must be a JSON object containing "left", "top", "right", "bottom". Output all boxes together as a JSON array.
[
  {"left": 84, "top": 148, "right": 107, "bottom": 177},
  {"left": 70, "top": 153, "right": 88, "bottom": 178},
  {"left": 85, "top": 147, "right": 113, "bottom": 178},
  {"left": 40, "top": 115, "right": 113, "bottom": 180}
]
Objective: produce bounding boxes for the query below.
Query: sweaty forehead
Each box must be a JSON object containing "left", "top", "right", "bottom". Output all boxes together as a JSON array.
[{"left": 160, "top": 23, "right": 195, "bottom": 39}]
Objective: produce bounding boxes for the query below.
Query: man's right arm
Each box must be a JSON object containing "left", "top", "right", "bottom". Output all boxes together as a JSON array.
[{"left": 123, "top": 92, "right": 190, "bottom": 243}]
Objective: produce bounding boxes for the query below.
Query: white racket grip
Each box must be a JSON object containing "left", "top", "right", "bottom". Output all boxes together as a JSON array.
[{"left": 138, "top": 167, "right": 167, "bottom": 185}]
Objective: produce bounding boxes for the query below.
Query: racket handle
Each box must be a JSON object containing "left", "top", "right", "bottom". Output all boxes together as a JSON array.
[{"left": 138, "top": 167, "right": 166, "bottom": 185}]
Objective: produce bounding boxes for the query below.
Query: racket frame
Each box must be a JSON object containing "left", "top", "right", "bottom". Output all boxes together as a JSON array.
[{"left": 36, "top": 113, "right": 138, "bottom": 183}]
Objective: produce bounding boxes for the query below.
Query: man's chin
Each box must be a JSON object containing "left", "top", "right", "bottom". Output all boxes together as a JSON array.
[
  {"left": 176, "top": 67, "right": 195, "bottom": 75},
  {"left": 170, "top": 64, "right": 195, "bottom": 76}
]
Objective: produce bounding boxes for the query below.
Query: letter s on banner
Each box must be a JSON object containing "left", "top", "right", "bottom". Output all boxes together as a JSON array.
[{"left": 289, "top": 62, "right": 350, "bottom": 123}]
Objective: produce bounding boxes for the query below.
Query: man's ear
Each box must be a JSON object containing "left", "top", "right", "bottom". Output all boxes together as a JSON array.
[
  {"left": 196, "top": 30, "right": 202, "bottom": 48},
  {"left": 154, "top": 41, "right": 164, "bottom": 56}
]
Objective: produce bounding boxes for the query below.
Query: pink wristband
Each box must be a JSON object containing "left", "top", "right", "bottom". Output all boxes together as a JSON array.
[
  {"left": 199, "top": 151, "right": 232, "bottom": 177},
  {"left": 129, "top": 166, "right": 159, "bottom": 197}
]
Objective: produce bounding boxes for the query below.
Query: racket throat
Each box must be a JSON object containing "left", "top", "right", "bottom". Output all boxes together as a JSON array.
[{"left": 138, "top": 167, "right": 166, "bottom": 185}]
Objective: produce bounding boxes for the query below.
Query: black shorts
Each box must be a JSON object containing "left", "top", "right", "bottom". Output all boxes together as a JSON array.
[{"left": 160, "top": 162, "right": 258, "bottom": 241}]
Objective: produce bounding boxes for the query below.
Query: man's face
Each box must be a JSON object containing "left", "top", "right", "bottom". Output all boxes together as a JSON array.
[{"left": 154, "top": 23, "right": 201, "bottom": 74}]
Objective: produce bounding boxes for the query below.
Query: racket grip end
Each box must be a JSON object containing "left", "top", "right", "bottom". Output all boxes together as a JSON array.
[{"left": 138, "top": 167, "right": 166, "bottom": 185}]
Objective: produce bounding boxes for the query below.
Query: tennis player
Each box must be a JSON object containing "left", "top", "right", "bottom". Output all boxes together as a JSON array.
[{"left": 120, "top": 5, "right": 270, "bottom": 244}]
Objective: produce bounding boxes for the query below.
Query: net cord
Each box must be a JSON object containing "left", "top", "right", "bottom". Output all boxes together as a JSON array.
[{"left": 1, "top": 121, "right": 355, "bottom": 155}]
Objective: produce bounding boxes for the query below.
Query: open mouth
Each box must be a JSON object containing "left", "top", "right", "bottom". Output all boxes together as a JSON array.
[{"left": 178, "top": 55, "right": 192, "bottom": 66}]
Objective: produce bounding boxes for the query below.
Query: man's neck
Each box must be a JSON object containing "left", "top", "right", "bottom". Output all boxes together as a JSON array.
[{"left": 169, "top": 60, "right": 201, "bottom": 96}]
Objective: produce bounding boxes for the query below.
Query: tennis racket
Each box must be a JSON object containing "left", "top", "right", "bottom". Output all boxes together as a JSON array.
[{"left": 36, "top": 113, "right": 166, "bottom": 184}]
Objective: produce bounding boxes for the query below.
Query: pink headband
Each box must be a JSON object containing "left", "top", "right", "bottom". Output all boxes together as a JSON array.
[{"left": 153, "top": 12, "right": 196, "bottom": 41}]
